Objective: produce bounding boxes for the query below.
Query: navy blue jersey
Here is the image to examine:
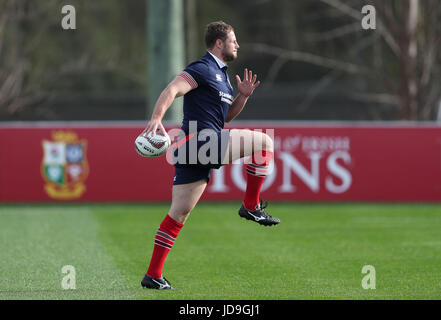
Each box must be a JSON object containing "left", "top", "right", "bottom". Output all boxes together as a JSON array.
[{"left": 178, "top": 52, "right": 234, "bottom": 133}]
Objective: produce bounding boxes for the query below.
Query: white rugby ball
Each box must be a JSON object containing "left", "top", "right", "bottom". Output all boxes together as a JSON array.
[{"left": 134, "top": 131, "right": 171, "bottom": 158}]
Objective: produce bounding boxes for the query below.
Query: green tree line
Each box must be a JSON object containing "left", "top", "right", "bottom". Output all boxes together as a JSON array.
[{"left": 1, "top": 0, "right": 440, "bottom": 121}]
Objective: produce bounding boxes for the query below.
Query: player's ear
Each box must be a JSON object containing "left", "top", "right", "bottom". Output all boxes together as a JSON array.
[{"left": 215, "top": 38, "right": 224, "bottom": 49}]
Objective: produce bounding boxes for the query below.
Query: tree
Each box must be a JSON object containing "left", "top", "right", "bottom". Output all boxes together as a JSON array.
[
  {"left": 0, "top": 0, "right": 147, "bottom": 120},
  {"left": 245, "top": 0, "right": 441, "bottom": 120}
]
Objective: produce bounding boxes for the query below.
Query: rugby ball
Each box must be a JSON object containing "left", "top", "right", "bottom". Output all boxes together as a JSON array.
[{"left": 134, "top": 131, "right": 171, "bottom": 158}]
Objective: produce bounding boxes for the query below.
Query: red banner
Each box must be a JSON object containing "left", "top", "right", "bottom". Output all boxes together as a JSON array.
[{"left": 1, "top": 122, "right": 440, "bottom": 202}]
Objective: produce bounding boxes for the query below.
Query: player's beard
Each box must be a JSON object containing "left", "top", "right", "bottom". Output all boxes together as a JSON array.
[{"left": 221, "top": 48, "right": 237, "bottom": 62}]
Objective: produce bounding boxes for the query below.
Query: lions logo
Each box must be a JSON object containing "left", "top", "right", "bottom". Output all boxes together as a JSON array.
[{"left": 41, "top": 131, "right": 89, "bottom": 200}]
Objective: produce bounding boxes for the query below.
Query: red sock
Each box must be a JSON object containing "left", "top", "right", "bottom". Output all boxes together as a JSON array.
[
  {"left": 243, "top": 150, "right": 274, "bottom": 211},
  {"left": 146, "top": 214, "right": 183, "bottom": 279}
]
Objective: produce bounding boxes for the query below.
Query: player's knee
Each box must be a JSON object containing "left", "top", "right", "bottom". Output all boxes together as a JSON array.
[
  {"left": 263, "top": 133, "right": 274, "bottom": 152},
  {"left": 252, "top": 132, "right": 273, "bottom": 153}
]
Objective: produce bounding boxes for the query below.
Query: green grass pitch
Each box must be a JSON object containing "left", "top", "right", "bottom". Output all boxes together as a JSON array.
[{"left": 1, "top": 202, "right": 441, "bottom": 300}]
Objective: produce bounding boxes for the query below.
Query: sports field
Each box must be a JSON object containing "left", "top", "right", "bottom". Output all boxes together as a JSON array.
[{"left": 1, "top": 202, "right": 441, "bottom": 300}]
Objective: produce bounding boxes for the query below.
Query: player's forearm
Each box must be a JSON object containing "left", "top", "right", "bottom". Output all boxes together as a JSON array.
[
  {"left": 150, "top": 86, "right": 178, "bottom": 121},
  {"left": 226, "top": 93, "right": 248, "bottom": 122}
]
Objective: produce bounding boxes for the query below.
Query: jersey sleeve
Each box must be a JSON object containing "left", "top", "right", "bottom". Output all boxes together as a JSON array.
[{"left": 177, "top": 62, "right": 208, "bottom": 89}]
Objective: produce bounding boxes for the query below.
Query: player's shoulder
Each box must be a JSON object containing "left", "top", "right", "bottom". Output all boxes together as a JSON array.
[
  {"left": 185, "top": 58, "right": 210, "bottom": 73},
  {"left": 187, "top": 52, "right": 221, "bottom": 72}
]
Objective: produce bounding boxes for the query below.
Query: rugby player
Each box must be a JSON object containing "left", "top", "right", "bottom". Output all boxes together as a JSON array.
[{"left": 141, "top": 21, "right": 280, "bottom": 290}]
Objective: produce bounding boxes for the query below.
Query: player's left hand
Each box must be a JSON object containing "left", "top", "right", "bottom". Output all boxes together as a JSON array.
[{"left": 236, "top": 68, "right": 260, "bottom": 98}]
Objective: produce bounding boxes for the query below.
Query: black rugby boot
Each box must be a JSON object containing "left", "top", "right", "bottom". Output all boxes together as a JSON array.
[
  {"left": 141, "top": 275, "right": 174, "bottom": 290},
  {"left": 238, "top": 200, "right": 280, "bottom": 226}
]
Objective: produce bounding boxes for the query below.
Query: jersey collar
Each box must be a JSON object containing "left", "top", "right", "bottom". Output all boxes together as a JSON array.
[{"left": 207, "top": 51, "right": 227, "bottom": 70}]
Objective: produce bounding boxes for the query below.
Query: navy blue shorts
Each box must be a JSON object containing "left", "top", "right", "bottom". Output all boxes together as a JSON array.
[
  {"left": 173, "top": 130, "right": 230, "bottom": 185},
  {"left": 173, "top": 166, "right": 213, "bottom": 185}
]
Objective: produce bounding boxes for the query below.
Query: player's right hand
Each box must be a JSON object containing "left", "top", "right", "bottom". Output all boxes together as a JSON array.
[{"left": 143, "top": 119, "right": 167, "bottom": 137}]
